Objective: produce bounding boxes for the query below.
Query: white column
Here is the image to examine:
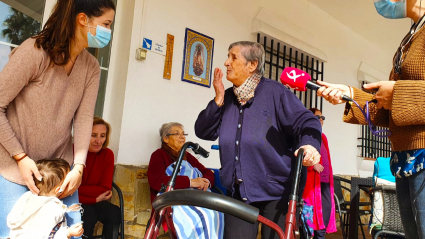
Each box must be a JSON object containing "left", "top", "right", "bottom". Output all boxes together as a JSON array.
[{"left": 42, "top": 0, "right": 57, "bottom": 27}]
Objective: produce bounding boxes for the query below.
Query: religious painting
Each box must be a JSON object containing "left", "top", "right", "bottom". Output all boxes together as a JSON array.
[{"left": 181, "top": 28, "right": 214, "bottom": 88}]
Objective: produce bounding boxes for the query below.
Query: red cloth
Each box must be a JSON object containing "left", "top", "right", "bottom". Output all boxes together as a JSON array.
[
  {"left": 78, "top": 148, "right": 115, "bottom": 205},
  {"left": 147, "top": 148, "right": 215, "bottom": 204},
  {"left": 302, "top": 133, "right": 337, "bottom": 233}
]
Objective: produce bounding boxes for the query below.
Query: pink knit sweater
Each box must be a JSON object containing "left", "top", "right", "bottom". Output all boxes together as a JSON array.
[{"left": 0, "top": 38, "right": 100, "bottom": 185}]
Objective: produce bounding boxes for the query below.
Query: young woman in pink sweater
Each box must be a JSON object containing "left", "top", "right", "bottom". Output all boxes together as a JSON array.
[{"left": 0, "top": 0, "right": 115, "bottom": 238}]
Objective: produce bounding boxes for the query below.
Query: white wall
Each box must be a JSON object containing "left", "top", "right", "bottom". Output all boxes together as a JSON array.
[
  {"left": 102, "top": 0, "right": 135, "bottom": 159},
  {"left": 105, "top": 0, "right": 400, "bottom": 175}
]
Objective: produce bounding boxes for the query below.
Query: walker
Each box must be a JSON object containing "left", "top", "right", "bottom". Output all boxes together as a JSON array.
[{"left": 144, "top": 141, "right": 305, "bottom": 239}]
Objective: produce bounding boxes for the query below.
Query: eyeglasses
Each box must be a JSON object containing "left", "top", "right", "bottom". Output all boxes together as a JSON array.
[
  {"left": 167, "top": 133, "right": 188, "bottom": 137},
  {"left": 316, "top": 115, "right": 325, "bottom": 120}
]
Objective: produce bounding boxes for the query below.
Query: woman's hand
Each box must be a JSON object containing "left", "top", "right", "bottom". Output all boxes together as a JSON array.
[
  {"left": 317, "top": 80, "right": 351, "bottom": 105},
  {"left": 213, "top": 68, "right": 225, "bottom": 106},
  {"left": 67, "top": 223, "right": 84, "bottom": 238},
  {"left": 313, "top": 164, "right": 324, "bottom": 173},
  {"left": 190, "top": 177, "right": 210, "bottom": 191},
  {"left": 17, "top": 156, "right": 42, "bottom": 194},
  {"left": 96, "top": 190, "right": 112, "bottom": 202},
  {"left": 58, "top": 164, "right": 84, "bottom": 199},
  {"left": 363, "top": 81, "right": 396, "bottom": 110},
  {"left": 295, "top": 145, "right": 321, "bottom": 167}
]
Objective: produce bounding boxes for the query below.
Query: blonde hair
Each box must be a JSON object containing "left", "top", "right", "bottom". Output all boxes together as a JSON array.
[
  {"left": 33, "top": 158, "right": 70, "bottom": 195},
  {"left": 93, "top": 116, "right": 111, "bottom": 148}
]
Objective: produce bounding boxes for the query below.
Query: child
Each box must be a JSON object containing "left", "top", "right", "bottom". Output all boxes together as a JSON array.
[{"left": 7, "top": 158, "right": 84, "bottom": 239}]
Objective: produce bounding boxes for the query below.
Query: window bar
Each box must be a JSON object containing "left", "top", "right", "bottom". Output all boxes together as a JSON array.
[
  {"left": 294, "top": 51, "right": 299, "bottom": 97},
  {"left": 383, "top": 138, "right": 388, "bottom": 157},
  {"left": 305, "top": 56, "right": 309, "bottom": 106},
  {"left": 365, "top": 126, "right": 368, "bottom": 157},
  {"left": 257, "top": 33, "right": 260, "bottom": 46},
  {"left": 372, "top": 134, "right": 375, "bottom": 157},
  {"left": 283, "top": 45, "right": 287, "bottom": 74},
  {"left": 309, "top": 58, "right": 314, "bottom": 109},
  {"left": 383, "top": 135, "right": 385, "bottom": 158},
  {"left": 315, "top": 60, "right": 319, "bottom": 109},
  {"left": 275, "top": 42, "right": 280, "bottom": 83},
  {"left": 387, "top": 138, "right": 390, "bottom": 157},
  {"left": 383, "top": 135, "right": 386, "bottom": 158},
  {"left": 263, "top": 36, "right": 268, "bottom": 77},
  {"left": 377, "top": 127, "right": 380, "bottom": 157},
  {"left": 299, "top": 53, "right": 304, "bottom": 101},
  {"left": 320, "top": 62, "right": 324, "bottom": 111},
  {"left": 362, "top": 125, "right": 365, "bottom": 157},
  {"left": 378, "top": 128, "right": 381, "bottom": 157},
  {"left": 289, "top": 48, "right": 293, "bottom": 67},
  {"left": 294, "top": 50, "right": 299, "bottom": 68},
  {"left": 287, "top": 48, "right": 295, "bottom": 94},
  {"left": 380, "top": 127, "right": 383, "bottom": 157},
  {"left": 269, "top": 39, "right": 274, "bottom": 80}
]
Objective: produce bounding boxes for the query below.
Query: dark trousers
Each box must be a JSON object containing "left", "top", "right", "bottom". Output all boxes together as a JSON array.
[
  {"left": 395, "top": 169, "right": 425, "bottom": 239},
  {"left": 224, "top": 184, "right": 290, "bottom": 239},
  {"left": 313, "top": 182, "right": 331, "bottom": 239},
  {"left": 81, "top": 201, "right": 121, "bottom": 239}
]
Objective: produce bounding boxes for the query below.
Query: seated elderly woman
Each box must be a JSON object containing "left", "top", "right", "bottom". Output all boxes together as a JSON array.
[
  {"left": 78, "top": 117, "right": 121, "bottom": 239},
  {"left": 148, "top": 122, "right": 214, "bottom": 199},
  {"left": 148, "top": 122, "right": 222, "bottom": 238}
]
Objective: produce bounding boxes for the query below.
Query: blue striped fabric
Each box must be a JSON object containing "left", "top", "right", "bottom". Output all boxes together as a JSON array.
[{"left": 164, "top": 160, "right": 224, "bottom": 239}]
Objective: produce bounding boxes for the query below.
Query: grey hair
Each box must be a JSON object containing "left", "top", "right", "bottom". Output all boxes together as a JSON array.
[
  {"left": 159, "top": 122, "right": 184, "bottom": 142},
  {"left": 228, "top": 41, "right": 265, "bottom": 75}
]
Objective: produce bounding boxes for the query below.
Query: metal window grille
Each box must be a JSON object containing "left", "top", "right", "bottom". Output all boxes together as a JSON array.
[
  {"left": 357, "top": 81, "right": 392, "bottom": 158},
  {"left": 257, "top": 33, "right": 324, "bottom": 111}
]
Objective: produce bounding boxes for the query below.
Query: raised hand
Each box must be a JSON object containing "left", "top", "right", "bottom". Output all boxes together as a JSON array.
[{"left": 213, "top": 68, "right": 225, "bottom": 106}]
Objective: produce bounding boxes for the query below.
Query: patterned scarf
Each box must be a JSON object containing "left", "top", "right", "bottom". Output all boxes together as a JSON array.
[
  {"left": 233, "top": 73, "right": 262, "bottom": 105},
  {"left": 161, "top": 142, "right": 187, "bottom": 162}
]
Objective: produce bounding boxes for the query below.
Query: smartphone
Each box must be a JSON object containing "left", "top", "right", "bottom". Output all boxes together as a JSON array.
[{"left": 361, "top": 86, "right": 378, "bottom": 93}]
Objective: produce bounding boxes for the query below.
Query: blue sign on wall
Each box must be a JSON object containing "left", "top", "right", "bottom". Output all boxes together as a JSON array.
[{"left": 142, "top": 38, "right": 152, "bottom": 50}]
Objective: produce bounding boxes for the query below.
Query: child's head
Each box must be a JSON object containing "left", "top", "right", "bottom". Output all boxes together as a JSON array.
[{"left": 32, "top": 158, "right": 70, "bottom": 195}]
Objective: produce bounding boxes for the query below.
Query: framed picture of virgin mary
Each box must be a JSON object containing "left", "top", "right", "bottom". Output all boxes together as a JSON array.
[{"left": 181, "top": 28, "right": 214, "bottom": 88}]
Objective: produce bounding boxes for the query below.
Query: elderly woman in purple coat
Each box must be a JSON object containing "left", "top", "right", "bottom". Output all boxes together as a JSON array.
[{"left": 195, "top": 41, "right": 322, "bottom": 239}]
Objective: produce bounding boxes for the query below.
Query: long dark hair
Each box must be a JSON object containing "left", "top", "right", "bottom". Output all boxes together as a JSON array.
[{"left": 33, "top": 0, "right": 116, "bottom": 66}]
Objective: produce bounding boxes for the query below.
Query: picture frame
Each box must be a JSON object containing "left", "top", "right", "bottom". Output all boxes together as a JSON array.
[{"left": 181, "top": 28, "right": 214, "bottom": 88}]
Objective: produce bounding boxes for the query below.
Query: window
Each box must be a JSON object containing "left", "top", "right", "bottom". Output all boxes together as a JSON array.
[
  {"left": 0, "top": 0, "right": 44, "bottom": 71},
  {"left": 0, "top": 0, "right": 116, "bottom": 117},
  {"left": 357, "top": 81, "right": 392, "bottom": 159},
  {"left": 257, "top": 33, "right": 325, "bottom": 111},
  {"left": 88, "top": 0, "right": 117, "bottom": 117}
]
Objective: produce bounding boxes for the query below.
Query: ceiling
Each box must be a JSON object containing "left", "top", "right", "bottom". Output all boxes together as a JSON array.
[
  {"left": 308, "top": 0, "right": 411, "bottom": 55},
  {"left": 1, "top": 0, "right": 44, "bottom": 21}
]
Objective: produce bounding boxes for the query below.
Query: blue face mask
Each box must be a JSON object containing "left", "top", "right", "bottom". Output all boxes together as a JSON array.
[
  {"left": 86, "top": 23, "right": 111, "bottom": 48},
  {"left": 373, "top": 0, "right": 407, "bottom": 19}
]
